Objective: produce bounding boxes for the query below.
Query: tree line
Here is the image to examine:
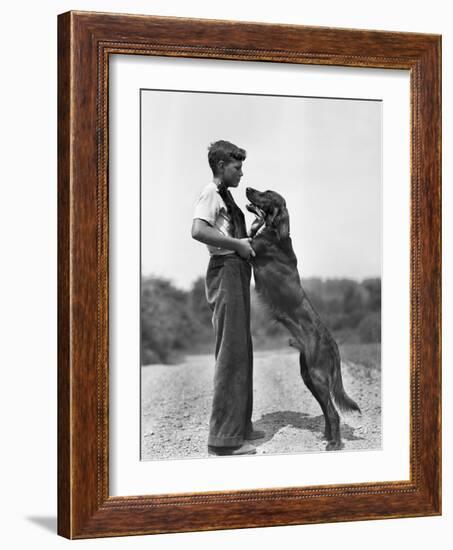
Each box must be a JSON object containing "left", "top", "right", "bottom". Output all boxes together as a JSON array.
[{"left": 141, "top": 274, "right": 381, "bottom": 365}]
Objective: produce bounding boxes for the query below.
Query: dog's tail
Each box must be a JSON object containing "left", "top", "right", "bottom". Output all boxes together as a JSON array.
[
  {"left": 332, "top": 373, "right": 361, "bottom": 414},
  {"left": 330, "top": 343, "right": 361, "bottom": 415}
]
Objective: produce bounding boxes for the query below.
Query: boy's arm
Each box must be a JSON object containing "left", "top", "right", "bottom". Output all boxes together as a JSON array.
[
  {"left": 191, "top": 218, "right": 239, "bottom": 251},
  {"left": 191, "top": 219, "right": 255, "bottom": 258}
]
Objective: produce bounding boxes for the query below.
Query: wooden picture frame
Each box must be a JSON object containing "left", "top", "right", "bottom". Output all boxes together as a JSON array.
[{"left": 57, "top": 10, "right": 441, "bottom": 539}]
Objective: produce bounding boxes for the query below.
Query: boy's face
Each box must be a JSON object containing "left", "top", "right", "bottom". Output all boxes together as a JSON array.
[{"left": 218, "top": 159, "right": 243, "bottom": 188}]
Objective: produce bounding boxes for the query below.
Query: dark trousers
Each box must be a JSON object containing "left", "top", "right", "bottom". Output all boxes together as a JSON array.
[{"left": 205, "top": 253, "right": 254, "bottom": 447}]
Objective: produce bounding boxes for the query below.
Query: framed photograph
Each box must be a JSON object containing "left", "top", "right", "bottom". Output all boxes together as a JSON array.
[{"left": 58, "top": 11, "right": 441, "bottom": 539}]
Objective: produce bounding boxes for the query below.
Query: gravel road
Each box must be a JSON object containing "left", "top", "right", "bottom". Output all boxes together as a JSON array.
[{"left": 141, "top": 347, "right": 381, "bottom": 460}]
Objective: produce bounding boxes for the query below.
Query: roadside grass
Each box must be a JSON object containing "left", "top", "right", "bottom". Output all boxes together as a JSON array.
[{"left": 339, "top": 342, "right": 381, "bottom": 371}]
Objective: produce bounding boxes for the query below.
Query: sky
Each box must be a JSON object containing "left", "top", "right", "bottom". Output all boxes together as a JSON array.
[{"left": 141, "top": 89, "right": 382, "bottom": 290}]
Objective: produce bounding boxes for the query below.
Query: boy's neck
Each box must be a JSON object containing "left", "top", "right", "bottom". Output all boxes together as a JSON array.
[{"left": 213, "top": 176, "right": 228, "bottom": 188}]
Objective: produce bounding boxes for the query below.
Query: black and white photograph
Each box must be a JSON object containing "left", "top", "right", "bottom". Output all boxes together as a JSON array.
[
  {"left": 2, "top": 0, "right": 446, "bottom": 546},
  {"left": 140, "top": 89, "right": 382, "bottom": 460}
]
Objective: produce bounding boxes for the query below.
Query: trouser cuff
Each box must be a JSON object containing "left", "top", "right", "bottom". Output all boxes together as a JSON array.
[{"left": 208, "top": 434, "right": 244, "bottom": 447}]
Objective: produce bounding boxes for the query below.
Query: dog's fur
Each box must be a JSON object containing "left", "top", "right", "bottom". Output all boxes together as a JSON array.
[{"left": 246, "top": 187, "right": 360, "bottom": 451}]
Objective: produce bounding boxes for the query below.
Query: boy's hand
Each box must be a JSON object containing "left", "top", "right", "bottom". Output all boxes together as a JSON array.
[{"left": 236, "top": 238, "right": 256, "bottom": 260}]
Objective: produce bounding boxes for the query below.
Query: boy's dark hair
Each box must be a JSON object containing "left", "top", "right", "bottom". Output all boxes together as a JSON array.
[{"left": 208, "top": 140, "right": 247, "bottom": 175}]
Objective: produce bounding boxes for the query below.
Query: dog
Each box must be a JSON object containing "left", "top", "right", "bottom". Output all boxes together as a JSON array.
[{"left": 245, "top": 187, "right": 360, "bottom": 451}]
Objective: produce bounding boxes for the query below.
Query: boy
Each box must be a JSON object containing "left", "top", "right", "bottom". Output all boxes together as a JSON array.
[{"left": 191, "top": 140, "right": 265, "bottom": 456}]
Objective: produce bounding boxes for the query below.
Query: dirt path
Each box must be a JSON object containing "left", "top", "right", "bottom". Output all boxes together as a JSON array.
[{"left": 141, "top": 348, "right": 381, "bottom": 460}]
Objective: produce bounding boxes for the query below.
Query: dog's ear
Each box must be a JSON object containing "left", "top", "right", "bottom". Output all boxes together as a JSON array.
[
  {"left": 267, "top": 206, "right": 290, "bottom": 240},
  {"left": 267, "top": 206, "right": 279, "bottom": 227},
  {"left": 276, "top": 207, "right": 290, "bottom": 240}
]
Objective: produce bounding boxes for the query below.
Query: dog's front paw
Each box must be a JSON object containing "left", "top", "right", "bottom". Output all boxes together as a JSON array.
[{"left": 288, "top": 338, "right": 304, "bottom": 352}]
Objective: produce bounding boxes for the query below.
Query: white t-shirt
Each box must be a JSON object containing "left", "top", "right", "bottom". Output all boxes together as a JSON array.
[{"left": 193, "top": 181, "right": 236, "bottom": 256}]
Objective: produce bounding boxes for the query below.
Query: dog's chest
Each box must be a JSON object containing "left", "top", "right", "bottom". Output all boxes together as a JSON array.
[
  {"left": 251, "top": 234, "right": 297, "bottom": 266},
  {"left": 250, "top": 236, "right": 302, "bottom": 308}
]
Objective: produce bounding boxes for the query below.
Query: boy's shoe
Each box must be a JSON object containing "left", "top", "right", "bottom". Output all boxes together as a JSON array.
[
  {"left": 208, "top": 442, "right": 257, "bottom": 456},
  {"left": 245, "top": 429, "right": 266, "bottom": 440}
]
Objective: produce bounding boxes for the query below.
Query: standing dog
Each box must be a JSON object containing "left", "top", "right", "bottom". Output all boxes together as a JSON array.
[{"left": 245, "top": 187, "right": 360, "bottom": 451}]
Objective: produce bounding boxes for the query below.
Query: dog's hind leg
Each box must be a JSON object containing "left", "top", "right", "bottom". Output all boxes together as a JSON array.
[
  {"left": 313, "top": 375, "right": 342, "bottom": 451},
  {"left": 299, "top": 355, "right": 342, "bottom": 451},
  {"left": 299, "top": 353, "right": 332, "bottom": 441}
]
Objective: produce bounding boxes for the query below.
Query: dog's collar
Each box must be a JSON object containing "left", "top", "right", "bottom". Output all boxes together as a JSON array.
[{"left": 255, "top": 224, "right": 266, "bottom": 237}]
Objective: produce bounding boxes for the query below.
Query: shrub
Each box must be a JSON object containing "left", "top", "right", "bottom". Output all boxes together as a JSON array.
[{"left": 357, "top": 312, "right": 381, "bottom": 343}]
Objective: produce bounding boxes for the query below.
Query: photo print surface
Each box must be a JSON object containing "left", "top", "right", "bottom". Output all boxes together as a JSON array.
[{"left": 140, "top": 89, "right": 382, "bottom": 460}]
